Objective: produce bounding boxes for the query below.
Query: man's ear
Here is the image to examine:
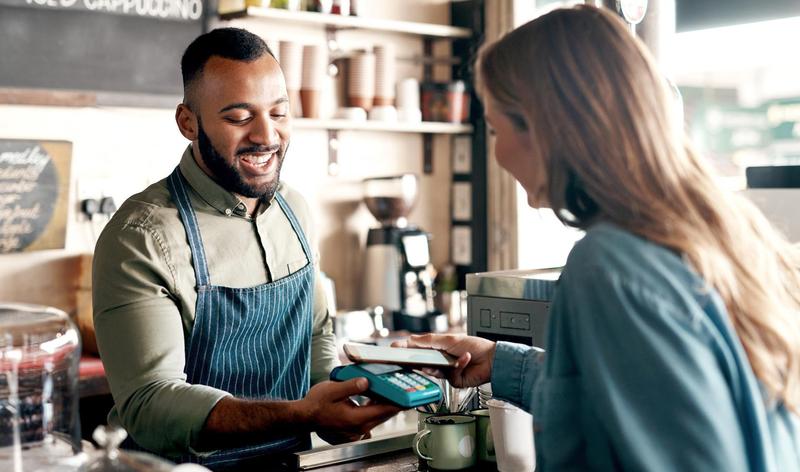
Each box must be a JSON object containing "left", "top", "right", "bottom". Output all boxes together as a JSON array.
[{"left": 176, "top": 103, "right": 198, "bottom": 140}]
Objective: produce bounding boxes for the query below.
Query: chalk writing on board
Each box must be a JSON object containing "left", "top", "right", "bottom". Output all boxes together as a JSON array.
[
  {"left": 6, "top": 0, "right": 203, "bottom": 21},
  {"left": 0, "top": 140, "right": 71, "bottom": 253}
]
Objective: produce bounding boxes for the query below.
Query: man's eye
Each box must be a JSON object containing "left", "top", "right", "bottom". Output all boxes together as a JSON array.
[{"left": 225, "top": 116, "right": 251, "bottom": 124}]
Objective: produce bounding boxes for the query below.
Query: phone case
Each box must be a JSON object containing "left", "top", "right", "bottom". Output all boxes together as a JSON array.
[{"left": 343, "top": 344, "right": 456, "bottom": 367}]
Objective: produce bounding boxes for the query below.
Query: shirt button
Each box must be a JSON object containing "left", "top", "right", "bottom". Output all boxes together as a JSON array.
[{"left": 225, "top": 208, "right": 232, "bottom": 216}]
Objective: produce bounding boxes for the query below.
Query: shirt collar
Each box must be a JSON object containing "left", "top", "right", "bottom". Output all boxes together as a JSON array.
[{"left": 178, "top": 145, "right": 275, "bottom": 218}]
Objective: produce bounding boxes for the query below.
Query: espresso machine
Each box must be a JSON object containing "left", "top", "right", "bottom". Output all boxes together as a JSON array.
[{"left": 362, "top": 174, "right": 447, "bottom": 333}]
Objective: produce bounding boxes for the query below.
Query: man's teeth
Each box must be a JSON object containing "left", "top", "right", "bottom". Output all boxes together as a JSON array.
[{"left": 242, "top": 153, "right": 273, "bottom": 165}]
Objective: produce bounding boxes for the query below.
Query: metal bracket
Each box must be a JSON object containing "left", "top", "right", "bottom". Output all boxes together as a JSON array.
[
  {"left": 423, "top": 133, "right": 433, "bottom": 174},
  {"left": 423, "top": 38, "right": 434, "bottom": 82},
  {"left": 325, "top": 27, "right": 343, "bottom": 76},
  {"left": 328, "top": 129, "right": 339, "bottom": 176},
  {"left": 422, "top": 38, "right": 434, "bottom": 174}
]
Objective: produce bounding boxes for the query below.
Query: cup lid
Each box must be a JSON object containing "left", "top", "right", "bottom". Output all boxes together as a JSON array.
[{"left": 486, "top": 398, "right": 519, "bottom": 410}]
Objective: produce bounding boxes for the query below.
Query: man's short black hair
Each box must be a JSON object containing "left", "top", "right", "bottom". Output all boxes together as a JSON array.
[{"left": 181, "top": 27, "right": 274, "bottom": 92}]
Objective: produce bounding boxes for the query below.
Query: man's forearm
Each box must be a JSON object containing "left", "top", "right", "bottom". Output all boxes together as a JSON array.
[{"left": 196, "top": 396, "right": 311, "bottom": 451}]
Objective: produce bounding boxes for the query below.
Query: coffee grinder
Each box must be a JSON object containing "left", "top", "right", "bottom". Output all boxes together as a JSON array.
[{"left": 362, "top": 174, "right": 447, "bottom": 333}]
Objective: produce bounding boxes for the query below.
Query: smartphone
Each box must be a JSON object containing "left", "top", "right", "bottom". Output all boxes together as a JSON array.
[{"left": 343, "top": 343, "right": 457, "bottom": 368}]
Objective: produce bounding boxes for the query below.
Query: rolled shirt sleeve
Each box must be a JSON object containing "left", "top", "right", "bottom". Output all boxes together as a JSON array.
[
  {"left": 491, "top": 341, "right": 544, "bottom": 413},
  {"left": 93, "top": 216, "right": 230, "bottom": 457}
]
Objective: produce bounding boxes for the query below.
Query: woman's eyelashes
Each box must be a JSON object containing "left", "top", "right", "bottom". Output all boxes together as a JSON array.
[{"left": 507, "top": 113, "right": 528, "bottom": 131}]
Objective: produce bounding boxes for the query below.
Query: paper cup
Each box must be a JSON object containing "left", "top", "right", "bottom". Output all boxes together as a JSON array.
[
  {"left": 396, "top": 77, "right": 420, "bottom": 111},
  {"left": 486, "top": 399, "right": 535, "bottom": 472},
  {"left": 264, "top": 38, "right": 280, "bottom": 63},
  {"left": 279, "top": 41, "right": 303, "bottom": 91},
  {"left": 348, "top": 51, "right": 375, "bottom": 100},
  {"left": 374, "top": 43, "right": 396, "bottom": 98},
  {"left": 397, "top": 107, "right": 422, "bottom": 123},
  {"left": 302, "top": 44, "right": 327, "bottom": 91},
  {"left": 368, "top": 105, "right": 397, "bottom": 121}
]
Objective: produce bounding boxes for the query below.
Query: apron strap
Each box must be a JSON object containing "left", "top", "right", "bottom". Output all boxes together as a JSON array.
[
  {"left": 167, "top": 167, "right": 211, "bottom": 286},
  {"left": 274, "top": 192, "right": 314, "bottom": 265},
  {"left": 167, "top": 166, "right": 314, "bottom": 285}
]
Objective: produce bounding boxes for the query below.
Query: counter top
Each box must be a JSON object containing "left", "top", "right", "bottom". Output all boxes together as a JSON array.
[
  {"left": 290, "top": 410, "right": 498, "bottom": 471},
  {"left": 311, "top": 449, "right": 423, "bottom": 471},
  {"left": 304, "top": 449, "right": 495, "bottom": 471}
]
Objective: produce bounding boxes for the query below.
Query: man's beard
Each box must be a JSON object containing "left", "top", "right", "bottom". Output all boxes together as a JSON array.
[{"left": 197, "top": 118, "right": 287, "bottom": 203}]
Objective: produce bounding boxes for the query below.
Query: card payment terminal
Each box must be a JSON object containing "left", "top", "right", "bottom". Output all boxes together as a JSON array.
[{"left": 330, "top": 363, "right": 442, "bottom": 408}]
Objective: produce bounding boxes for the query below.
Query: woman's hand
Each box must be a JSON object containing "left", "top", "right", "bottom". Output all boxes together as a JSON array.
[{"left": 392, "top": 334, "right": 496, "bottom": 388}]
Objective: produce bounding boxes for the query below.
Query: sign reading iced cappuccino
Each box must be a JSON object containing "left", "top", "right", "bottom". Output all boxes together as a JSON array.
[{"left": 3, "top": 0, "right": 202, "bottom": 21}]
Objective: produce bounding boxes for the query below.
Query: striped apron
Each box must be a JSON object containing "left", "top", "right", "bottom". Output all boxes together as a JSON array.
[{"left": 168, "top": 167, "right": 313, "bottom": 468}]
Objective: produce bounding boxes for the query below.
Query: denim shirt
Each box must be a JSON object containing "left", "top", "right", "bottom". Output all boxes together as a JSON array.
[{"left": 491, "top": 223, "right": 800, "bottom": 471}]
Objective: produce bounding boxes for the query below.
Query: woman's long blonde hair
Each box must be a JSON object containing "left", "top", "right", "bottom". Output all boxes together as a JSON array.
[{"left": 478, "top": 5, "right": 800, "bottom": 412}]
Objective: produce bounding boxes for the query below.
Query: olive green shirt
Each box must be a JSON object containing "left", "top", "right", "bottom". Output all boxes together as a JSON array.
[{"left": 92, "top": 146, "right": 338, "bottom": 458}]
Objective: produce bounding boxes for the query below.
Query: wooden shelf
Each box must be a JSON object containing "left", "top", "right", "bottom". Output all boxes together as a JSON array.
[
  {"left": 293, "top": 118, "right": 472, "bottom": 134},
  {"left": 219, "top": 7, "right": 472, "bottom": 39}
]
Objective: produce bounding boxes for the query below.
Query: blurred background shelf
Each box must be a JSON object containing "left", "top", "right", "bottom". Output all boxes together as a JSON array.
[
  {"left": 293, "top": 118, "right": 473, "bottom": 134},
  {"left": 219, "top": 6, "right": 473, "bottom": 39}
]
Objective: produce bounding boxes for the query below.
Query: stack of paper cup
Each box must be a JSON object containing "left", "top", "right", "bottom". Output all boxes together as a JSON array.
[
  {"left": 347, "top": 50, "right": 375, "bottom": 111},
  {"left": 301, "top": 44, "right": 327, "bottom": 118},
  {"left": 478, "top": 383, "right": 493, "bottom": 408},
  {"left": 396, "top": 77, "right": 422, "bottom": 122},
  {"left": 373, "top": 44, "right": 396, "bottom": 107},
  {"left": 264, "top": 38, "right": 280, "bottom": 63},
  {"left": 279, "top": 41, "right": 303, "bottom": 117},
  {"left": 486, "top": 399, "right": 535, "bottom": 472}
]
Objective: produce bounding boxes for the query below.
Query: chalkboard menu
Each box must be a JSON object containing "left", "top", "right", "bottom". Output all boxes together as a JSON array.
[
  {"left": 0, "top": 139, "right": 72, "bottom": 253},
  {"left": 0, "top": 2, "right": 204, "bottom": 96}
]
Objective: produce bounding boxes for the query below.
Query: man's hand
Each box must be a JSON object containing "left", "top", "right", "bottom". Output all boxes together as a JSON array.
[
  {"left": 299, "top": 379, "right": 401, "bottom": 443},
  {"left": 392, "top": 334, "right": 496, "bottom": 388}
]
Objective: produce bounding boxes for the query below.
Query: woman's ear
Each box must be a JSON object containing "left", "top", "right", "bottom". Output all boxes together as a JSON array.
[
  {"left": 175, "top": 104, "right": 198, "bottom": 141},
  {"left": 564, "top": 169, "right": 598, "bottom": 223}
]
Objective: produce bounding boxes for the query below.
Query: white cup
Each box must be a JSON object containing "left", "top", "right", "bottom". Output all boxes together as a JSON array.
[
  {"left": 334, "top": 107, "right": 368, "bottom": 121},
  {"left": 486, "top": 399, "right": 535, "bottom": 472},
  {"left": 368, "top": 105, "right": 397, "bottom": 121},
  {"left": 397, "top": 107, "right": 422, "bottom": 123},
  {"left": 396, "top": 77, "right": 420, "bottom": 111}
]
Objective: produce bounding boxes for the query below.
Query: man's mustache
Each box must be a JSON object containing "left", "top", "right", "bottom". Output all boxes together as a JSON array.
[{"left": 237, "top": 144, "right": 281, "bottom": 156}]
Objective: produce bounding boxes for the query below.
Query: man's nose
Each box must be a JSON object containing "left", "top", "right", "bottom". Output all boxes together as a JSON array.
[{"left": 249, "top": 114, "right": 279, "bottom": 144}]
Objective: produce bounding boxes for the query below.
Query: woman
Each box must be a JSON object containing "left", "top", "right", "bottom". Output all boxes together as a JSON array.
[{"left": 399, "top": 5, "right": 800, "bottom": 471}]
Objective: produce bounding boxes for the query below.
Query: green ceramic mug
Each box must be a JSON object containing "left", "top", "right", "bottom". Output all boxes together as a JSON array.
[
  {"left": 413, "top": 414, "right": 476, "bottom": 470},
  {"left": 469, "top": 408, "right": 496, "bottom": 463},
  {"left": 417, "top": 407, "right": 435, "bottom": 431}
]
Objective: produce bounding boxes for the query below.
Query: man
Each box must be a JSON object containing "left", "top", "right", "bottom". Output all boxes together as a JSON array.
[{"left": 92, "top": 27, "right": 399, "bottom": 468}]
